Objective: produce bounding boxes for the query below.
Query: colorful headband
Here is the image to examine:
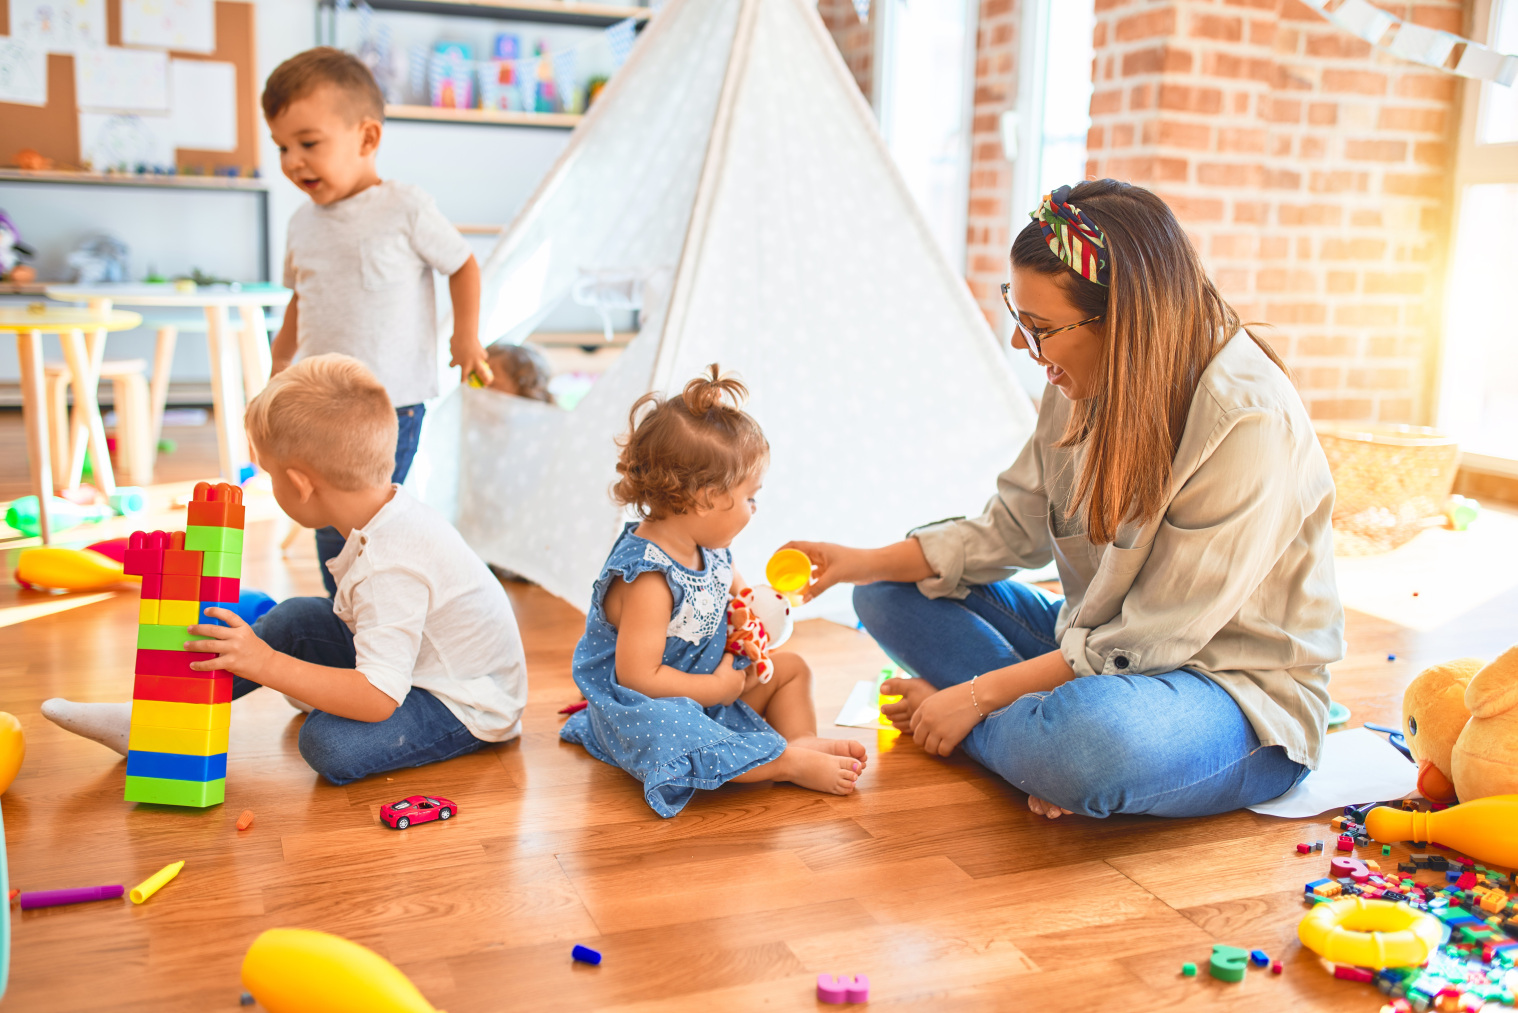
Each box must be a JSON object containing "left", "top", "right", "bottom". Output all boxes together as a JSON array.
[{"left": 1030, "top": 185, "right": 1110, "bottom": 287}]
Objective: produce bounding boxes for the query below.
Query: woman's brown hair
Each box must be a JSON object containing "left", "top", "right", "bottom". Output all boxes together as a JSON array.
[
  {"left": 613, "top": 364, "right": 769, "bottom": 520},
  {"left": 1010, "top": 178, "right": 1287, "bottom": 545}
]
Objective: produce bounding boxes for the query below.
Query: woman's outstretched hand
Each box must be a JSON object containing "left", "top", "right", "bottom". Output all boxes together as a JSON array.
[
  {"left": 881, "top": 677, "right": 984, "bottom": 757},
  {"left": 777, "top": 541, "right": 865, "bottom": 602}
]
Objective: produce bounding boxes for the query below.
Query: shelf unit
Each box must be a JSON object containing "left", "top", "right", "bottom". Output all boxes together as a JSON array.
[
  {"left": 386, "top": 104, "right": 581, "bottom": 128},
  {"left": 356, "top": 0, "right": 650, "bottom": 27}
]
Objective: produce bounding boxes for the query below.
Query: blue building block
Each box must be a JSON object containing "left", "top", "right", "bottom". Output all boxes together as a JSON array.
[
  {"left": 1250, "top": 949, "right": 1269, "bottom": 967},
  {"left": 125, "top": 749, "right": 228, "bottom": 782},
  {"left": 571, "top": 944, "right": 602, "bottom": 965}
]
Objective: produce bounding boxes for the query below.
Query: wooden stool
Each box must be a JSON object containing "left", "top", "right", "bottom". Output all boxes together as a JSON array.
[{"left": 44, "top": 359, "right": 155, "bottom": 486}]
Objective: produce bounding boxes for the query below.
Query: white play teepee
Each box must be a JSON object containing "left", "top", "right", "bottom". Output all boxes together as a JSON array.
[{"left": 416, "top": 0, "right": 1038, "bottom": 613}]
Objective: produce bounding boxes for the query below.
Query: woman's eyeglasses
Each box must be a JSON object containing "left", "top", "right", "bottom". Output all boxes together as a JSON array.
[{"left": 1001, "top": 282, "right": 1104, "bottom": 360}]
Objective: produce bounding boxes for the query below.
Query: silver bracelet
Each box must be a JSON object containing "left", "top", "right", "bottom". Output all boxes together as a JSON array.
[{"left": 969, "top": 674, "right": 987, "bottom": 718}]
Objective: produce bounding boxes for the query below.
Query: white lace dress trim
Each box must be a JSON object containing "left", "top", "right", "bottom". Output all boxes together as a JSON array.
[{"left": 643, "top": 543, "right": 732, "bottom": 644}]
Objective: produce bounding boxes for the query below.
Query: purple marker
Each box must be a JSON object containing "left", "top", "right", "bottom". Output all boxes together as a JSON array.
[{"left": 19, "top": 884, "right": 125, "bottom": 909}]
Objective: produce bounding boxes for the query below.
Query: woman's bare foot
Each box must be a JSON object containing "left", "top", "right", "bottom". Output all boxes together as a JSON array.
[
  {"left": 785, "top": 747, "right": 861, "bottom": 795},
  {"left": 1028, "top": 796, "right": 1072, "bottom": 819},
  {"left": 788, "top": 735, "right": 868, "bottom": 768},
  {"left": 880, "top": 677, "right": 937, "bottom": 730}
]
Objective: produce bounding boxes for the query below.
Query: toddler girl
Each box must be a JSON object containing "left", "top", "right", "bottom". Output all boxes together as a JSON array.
[{"left": 560, "top": 366, "right": 866, "bottom": 817}]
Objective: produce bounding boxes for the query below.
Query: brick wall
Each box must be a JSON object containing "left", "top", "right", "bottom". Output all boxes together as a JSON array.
[
  {"left": 819, "top": 0, "right": 876, "bottom": 102},
  {"left": 1085, "top": 0, "right": 1464, "bottom": 424},
  {"left": 965, "top": 0, "right": 1025, "bottom": 329}
]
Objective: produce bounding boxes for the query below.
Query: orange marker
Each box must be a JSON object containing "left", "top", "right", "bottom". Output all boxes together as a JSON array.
[{"left": 236, "top": 809, "right": 255, "bottom": 831}]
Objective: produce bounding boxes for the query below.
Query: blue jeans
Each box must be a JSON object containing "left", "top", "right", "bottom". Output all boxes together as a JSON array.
[
  {"left": 234, "top": 595, "right": 491, "bottom": 784},
  {"left": 316, "top": 403, "right": 426, "bottom": 596},
  {"left": 853, "top": 580, "right": 1307, "bottom": 818}
]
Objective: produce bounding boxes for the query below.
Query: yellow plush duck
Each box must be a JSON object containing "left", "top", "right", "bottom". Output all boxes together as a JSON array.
[{"left": 1402, "top": 648, "right": 1518, "bottom": 803}]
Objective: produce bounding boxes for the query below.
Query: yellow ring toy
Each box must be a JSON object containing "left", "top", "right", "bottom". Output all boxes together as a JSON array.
[
  {"left": 1297, "top": 897, "right": 1445, "bottom": 969},
  {"left": 765, "top": 549, "right": 812, "bottom": 596}
]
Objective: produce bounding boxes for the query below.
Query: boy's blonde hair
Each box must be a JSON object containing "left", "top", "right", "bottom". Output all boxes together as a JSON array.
[
  {"left": 613, "top": 364, "right": 768, "bottom": 520},
  {"left": 245, "top": 354, "right": 396, "bottom": 490}
]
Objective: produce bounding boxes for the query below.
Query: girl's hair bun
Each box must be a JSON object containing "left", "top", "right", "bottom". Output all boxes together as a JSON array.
[{"left": 681, "top": 364, "right": 749, "bottom": 417}]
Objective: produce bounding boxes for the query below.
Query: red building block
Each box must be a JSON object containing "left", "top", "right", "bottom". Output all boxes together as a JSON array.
[
  {"left": 141, "top": 573, "right": 164, "bottom": 600},
  {"left": 163, "top": 547, "right": 204, "bottom": 576},
  {"left": 133, "top": 673, "right": 233, "bottom": 704},
  {"left": 134, "top": 649, "right": 217, "bottom": 678},
  {"left": 122, "top": 530, "right": 170, "bottom": 577},
  {"left": 187, "top": 482, "right": 246, "bottom": 530},
  {"left": 199, "top": 576, "right": 240, "bottom": 603},
  {"left": 1336, "top": 834, "right": 1354, "bottom": 852},
  {"left": 161, "top": 574, "right": 200, "bottom": 601}
]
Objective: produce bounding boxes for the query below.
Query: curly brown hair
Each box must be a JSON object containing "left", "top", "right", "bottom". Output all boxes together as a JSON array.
[
  {"left": 485, "top": 341, "right": 553, "bottom": 402},
  {"left": 612, "top": 364, "right": 769, "bottom": 521}
]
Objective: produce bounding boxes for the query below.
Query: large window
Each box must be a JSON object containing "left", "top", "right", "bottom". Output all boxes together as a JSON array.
[{"left": 1439, "top": 0, "right": 1518, "bottom": 470}]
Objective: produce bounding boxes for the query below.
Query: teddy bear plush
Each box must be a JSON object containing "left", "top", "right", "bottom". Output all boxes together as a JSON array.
[
  {"left": 725, "top": 585, "right": 793, "bottom": 685},
  {"left": 1402, "top": 647, "right": 1518, "bottom": 803}
]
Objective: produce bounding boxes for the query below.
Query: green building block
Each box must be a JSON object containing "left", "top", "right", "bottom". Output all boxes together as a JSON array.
[
  {"left": 124, "top": 775, "right": 224, "bottom": 807},
  {"left": 1208, "top": 945, "right": 1249, "bottom": 983},
  {"left": 1383, "top": 845, "right": 1391, "bottom": 856},
  {"left": 200, "top": 551, "right": 242, "bottom": 578},
  {"left": 184, "top": 525, "right": 243, "bottom": 554},
  {"left": 1181, "top": 963, "right": 1197, "bottom": 977},
  {"left": 136, "top": 625, "right": 194, "bottom": 652}
]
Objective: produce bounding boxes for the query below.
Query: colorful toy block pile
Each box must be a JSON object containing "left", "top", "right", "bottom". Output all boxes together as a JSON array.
[{"left": 122, "top": 482, "right": 245, "bottom": 807}]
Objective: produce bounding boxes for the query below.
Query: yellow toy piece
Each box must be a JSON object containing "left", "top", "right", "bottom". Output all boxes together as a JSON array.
[
  {"left": 0, "top": 713, "right": 24, "bottom": 795},
  {"left": 1365, "top": 794, "right": 1518, "bottom": 868},
  {"left": 1297, "top": 897, "right": 1444, "bottom": 969},
  {"left": 765, "top": 549, "right": 812, "bottom": 599},
  {"left": 14, "top": 547, "right": 136, "bottom": 592},
  {"left": 242, "top": 928, "right": 443, "bottom": 1013},
  {"left": 130, "top": 860, "right": 184, "bottom": 904}
]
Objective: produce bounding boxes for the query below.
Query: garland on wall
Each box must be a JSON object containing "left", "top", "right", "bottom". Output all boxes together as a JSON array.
[{"left": 1304, "top": 0, "right": 1517, "bottom": 86}]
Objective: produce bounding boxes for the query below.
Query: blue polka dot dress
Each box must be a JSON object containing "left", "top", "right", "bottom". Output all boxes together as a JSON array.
[{"left": 560, "top": 522, "right": 787, "bottom": 818}]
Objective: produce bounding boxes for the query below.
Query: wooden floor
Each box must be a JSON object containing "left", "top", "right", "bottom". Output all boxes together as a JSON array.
[{"left": 2, "top": 409, "right": 1516, "bottom": 1011}]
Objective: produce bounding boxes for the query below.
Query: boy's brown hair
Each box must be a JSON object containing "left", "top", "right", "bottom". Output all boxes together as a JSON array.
[
  {"left": 245, "top": 354, "right": 397, "bottom": 490},
  {"left": 262, "top": 47, "right": 385, "bottom": 123},
  {"left": 485, "top": 340, "right": 553, "bottom": 403},
  {"left": 613, "top": 365, "right": 769, "bottom": 520}
]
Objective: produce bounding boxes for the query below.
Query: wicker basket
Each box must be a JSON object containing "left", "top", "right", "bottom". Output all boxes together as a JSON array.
[{"left": 1314, "top": 421, "right": 1459, "bottom": 556}]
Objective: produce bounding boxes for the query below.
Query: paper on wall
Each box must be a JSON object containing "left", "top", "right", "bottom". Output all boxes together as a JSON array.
[
  {"left": 170, "top": 59, "right": 237, "bottom": 152},
  {"left": 1386, "top": 23, "right": 1459, "bottom": 68},
  {"left": 75, "top": 47, "right": 169, "bottom": 112},
  {"left": 0, "top": 37, "right": 48, "bottom": 107},
  {"left": 8, "top": 0, "right": 107, "bottom": 53},
  {"left": 1455, "top": 43, "right": 1518, "bottom": 87},
  {"left": 122, "top": 0, "right": 216, "bottom": 54},
  {"left": 1247, "top": 727, "right": 1418, "bottom": 818},
  {"left": 79, "top": 111, "right": 176, "bottom": 171},
  {"left": 1329, "top": 0, "right": 1397, "bottom": 46}
]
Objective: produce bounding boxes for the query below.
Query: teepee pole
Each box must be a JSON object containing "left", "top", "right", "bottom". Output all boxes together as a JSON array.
[{"left": 648, "top": 0, "right": 761, "bottom": 393}]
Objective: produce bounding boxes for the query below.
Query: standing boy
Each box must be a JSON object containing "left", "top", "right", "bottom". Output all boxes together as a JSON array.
[{"left": 263, "top": 47, "right": 491, "bottom": 593}]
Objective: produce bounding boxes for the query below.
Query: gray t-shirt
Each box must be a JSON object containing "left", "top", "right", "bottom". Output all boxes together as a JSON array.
[{"left": 284, "top": 180, "right": 472, "bottom": 406}]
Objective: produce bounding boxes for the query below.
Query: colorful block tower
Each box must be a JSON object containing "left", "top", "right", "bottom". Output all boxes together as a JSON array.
[{"left": 121, "top": 482, "right": 245, "bottom": 807}]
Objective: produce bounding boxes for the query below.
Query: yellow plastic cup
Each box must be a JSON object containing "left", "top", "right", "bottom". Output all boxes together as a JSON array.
[
  {"left": 765, "top": 549, "right": 812, "bottom": 596},
  {"left": 130, "top": 860, "right": 184, "bottom": 904}
]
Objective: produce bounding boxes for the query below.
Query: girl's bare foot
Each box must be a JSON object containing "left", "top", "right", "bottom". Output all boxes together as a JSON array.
[
  {"left": 784, "top": 747, "right": 861, "bottom": 795},
  {"left": 788, "top": 735, "right": 868, "bottom": 768},
  {"left": 1028, "top": 796, "right": 1072, "bottom": 819}
]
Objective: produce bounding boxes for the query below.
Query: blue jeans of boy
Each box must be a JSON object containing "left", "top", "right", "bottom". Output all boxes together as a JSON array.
[
  {"left": 853, "top": 580, "right": 1308, "bottom": 818},
  {"left": 233, "top": 595, "right": 491, "bottom": 785},
  {"left": 315, "top": 403, "right": 426, "bottom": 596}
]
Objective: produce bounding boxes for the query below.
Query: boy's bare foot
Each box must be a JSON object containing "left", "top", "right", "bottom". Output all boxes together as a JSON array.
[
  {"left": 1028, "top": 796, "right": 1073, "bottom": 819},
  {"left": 785, "top": 747, "right": 861, "bottom": 795},
  {"left": 788, "top": 735, "right": 868, "bottom": 767}
]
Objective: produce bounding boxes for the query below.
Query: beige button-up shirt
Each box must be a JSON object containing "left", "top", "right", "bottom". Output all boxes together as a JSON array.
[{"left": 912, "top": 331, "right": 1343, "bottom": 769}]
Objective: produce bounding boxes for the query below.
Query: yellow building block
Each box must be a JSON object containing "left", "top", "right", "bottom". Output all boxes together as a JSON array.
[
  {"left": 157, "top": 599, "right": 201, "bottom": 626},
  {"left": 127, "top": 723, "right": 230, "bottom": 756},
  {"left": 129, "top": 699, "right": 230, "bottom": 731},
  {"left": 1480, "top": 889, "right": 1508, "bottom": 914},
  {"left": 138, "top": 599, "right": 160, "bottom": 625}
]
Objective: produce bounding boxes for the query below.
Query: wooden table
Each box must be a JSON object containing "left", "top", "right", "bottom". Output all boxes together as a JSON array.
[
  {"left": 45, "top": 283, "right": 293, "bottom": 482},
  {"left": 0, "top": 306, "right": 143, "bottom": 543}
]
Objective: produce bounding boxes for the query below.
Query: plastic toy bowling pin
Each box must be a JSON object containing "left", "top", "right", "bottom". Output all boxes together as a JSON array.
[
  {"left": 765, "top": 549, "right": 812, "bottom": 605},
  {"left": 242, "top": 928, "right": 443, "bottom": 1013},
  {"left": 1365, "top": 794, "right": 1518, "bottom": 868}
]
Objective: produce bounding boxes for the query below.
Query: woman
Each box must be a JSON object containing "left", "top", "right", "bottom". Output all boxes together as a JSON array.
[{"left": 789, "top": 179, "right": 1343, "bottom": 820}]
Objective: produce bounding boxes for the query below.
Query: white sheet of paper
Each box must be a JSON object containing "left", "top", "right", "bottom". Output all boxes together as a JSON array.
[
  {"left": 1248, "top": 727, "right": 1417, "bottom": 818},
  {"left": 75, "top": 47, "right": 169, "bottom": 111},
  {"left": 0, "top": 37, "right": 48, "bottom": 106},
  {"left": 79, "top": 112, "right": 176, "bottom": 171},
  {"left": 122, "top": 0, "right": 216, "bottom": 53},
  {"left": 9, "top": 0, "right": 107, "bottom": 52},
  {"left": 169, "top": 59, "right": 237, "bottom": 152},
  {"left": 834, "top": 679, "right": 882, "bottom": 729}
]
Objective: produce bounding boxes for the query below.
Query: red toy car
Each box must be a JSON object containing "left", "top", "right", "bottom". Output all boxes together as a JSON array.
[{"left": 380, "top": 795, "right": 457, "bottom": 829}]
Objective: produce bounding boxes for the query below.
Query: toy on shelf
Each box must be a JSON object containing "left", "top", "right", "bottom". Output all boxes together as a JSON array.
[
  {"left": 242, "top": 927, "right": 442, "bottom": 1013},
  {"left": 1365, "top": 794, "right": 1518, "bottom": 868},
  {"left": 1401, "top": 647, "right": 1518, "bottom": 802},
  {"left": 1297, "top": 897, "right": 1444, "bottom": 969},
  {"left": 724, "top": 584, "right": 793, "bottom": 684},
  {"left": 0, "top": 712, "right": 21, "bottom": 1000},
  {"left": 13, "top": 546, "right": 136, "bottom": 591},
  {"left": 430, "top": 43, "right": 473, "bottom": 109},
  {"left": 379, "top": 795, "right": 455, "bottom": 830},
  {"left": 123, "top": 482, "right": 244, "bottom": 808}
]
